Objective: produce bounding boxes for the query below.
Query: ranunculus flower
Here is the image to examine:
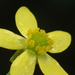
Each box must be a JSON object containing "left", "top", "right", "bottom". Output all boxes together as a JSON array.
[{"left": 0, "top": 6, "right": 71, "bottom": 75}]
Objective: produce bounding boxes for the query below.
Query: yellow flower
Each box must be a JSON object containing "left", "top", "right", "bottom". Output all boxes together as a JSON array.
[{"left": 0, "top": 6, "right": 71, "bottom": 75}]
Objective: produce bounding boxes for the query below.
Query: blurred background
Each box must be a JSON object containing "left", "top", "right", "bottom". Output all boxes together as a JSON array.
[{"left": 0, "top": 0, "right": 75, "bottom": 75}]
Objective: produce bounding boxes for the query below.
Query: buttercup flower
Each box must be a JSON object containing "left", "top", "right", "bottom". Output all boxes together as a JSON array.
[{"left": 0, "top": 6, "right": 71, "bottom": 75}]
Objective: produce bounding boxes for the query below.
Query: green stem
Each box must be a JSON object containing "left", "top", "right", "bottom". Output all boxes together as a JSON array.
[
  {"left": 6, "top": 72, "right": 10, "bottom": 75},
  {"left": 10, "top": 49, "right": 24, "bottom": 62}
]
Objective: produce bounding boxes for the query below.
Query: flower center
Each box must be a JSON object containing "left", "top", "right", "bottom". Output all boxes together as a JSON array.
[{"left": 25, "top": 28, "right": 53, "bottom": 54}]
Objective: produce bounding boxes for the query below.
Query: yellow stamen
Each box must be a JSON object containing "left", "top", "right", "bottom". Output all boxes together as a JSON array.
[
  {"left": 25, "top": 28, "right": 54, "bottom": 54},
  {"left": 35, "top": 46, "right": 41, "bottom": 51},
  {"left": 41, "top": 46, "right": 46, "bottom": 51},
  {"left": 40, "top": 29, "right": 46, "bottom": 35},
  {"left": 38, "top": 49, "right": 45, "bottom": 54},
  {"left": 27, "top": 29, "right": 32, "bottom": 36},
  {"left": 45, "top": 46, "right": 51, "bottom": 52},
  {"left": 29, "top": 40, "right": 35, "bottom": 47}
]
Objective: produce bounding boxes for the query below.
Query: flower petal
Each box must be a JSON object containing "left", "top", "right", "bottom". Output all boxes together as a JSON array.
[
  {"left": 0, "top": 28, "right": 25, "bottom": 50},
  {"left": 38, "top": 53, "right": 68, "bottom": 75},
  {"left": 10, "top": 50, "right": 36, "bottom": 75},
  {"left": 47, "top": 30, "right": 71, "bottom": 53},
  {"left": 15, "top": 6, "right": 38, "bottom": 37}
]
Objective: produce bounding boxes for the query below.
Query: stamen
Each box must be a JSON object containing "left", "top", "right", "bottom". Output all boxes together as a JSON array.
[
  {"left": 25, "top": 28, "right": 54, "bottom": 54},
  {"left": 41, "top": 46, "right": 46, "bottom": 51},
  {"left": 40, "top": 29, "right": 46, "bottom": 35},
  {"left": 33, "top": 28, "right": 40, "bottom": 33},
  {"left": 27, "top": 29, "right": 32, "bottom": 36},
  {"left": 38, "top": 49, "right": 45, "bottom": 54},
  {"left": 29, "top": 40, "right": 35, "bottom": 47},
  {"left": 35, "top": 46, "right": 41, "bottom": 51},
  {"left": 45, "top": 46, "right": 51, "bottom": 52}
]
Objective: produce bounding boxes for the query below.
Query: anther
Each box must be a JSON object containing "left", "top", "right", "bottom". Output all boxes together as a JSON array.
[
  {"left": 38, "top": 49, "right": 45, "bottom": 54},
  {"left": 40, "top": 29, "right": 46, "bottom": 35},
  {"left": 29, "top": 40, "right": 35, "bottom": 47},
  {"left": 33, "top": 28, "right": 40, "bottom": 34},
  {"left": 27, "top": 29, "right": 32, "bottom": 36},
  {"left": 35, "top": 46, "right": 41, "bottom": 51},
  {"left": 41, "top": 46, "right": 46, "bottom": 51},
  {"left": 45, "top": 46, "right": 51, "bottom": 52}
]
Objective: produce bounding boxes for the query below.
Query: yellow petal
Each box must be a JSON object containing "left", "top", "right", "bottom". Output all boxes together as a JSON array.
[
  {"left": 0, "top": 29, "right": 25, "bottom": 50},
  {"left": 10, "top": 50, "right": 36, "bottom": 75},
  {"left": 38, "top": 53, "right": 68, "bottom": 75},
  {"left": 15, "top": 6, "right": 38, "bottom": 37},
  {"left": 47, "top": 30, "right": 71, "bottom": 53}
]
